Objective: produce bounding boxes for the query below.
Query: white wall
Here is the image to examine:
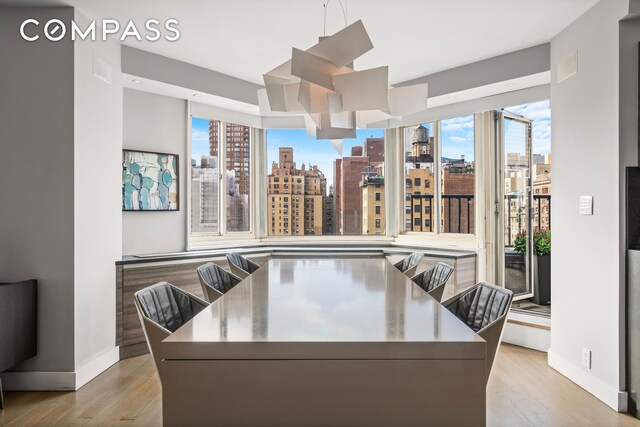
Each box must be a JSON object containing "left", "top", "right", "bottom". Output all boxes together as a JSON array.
[
  {"left": 0, "top": 7, "right": 76, "bottom": 374},
  {"left": 73, "top": 10, "right": 122, "bottom": 376},
  {"left": 122, "top": 89, "right": 187, "bottom": 255},
  {"left": 549, "top": 0, "right": 629, "bottom": 410}
]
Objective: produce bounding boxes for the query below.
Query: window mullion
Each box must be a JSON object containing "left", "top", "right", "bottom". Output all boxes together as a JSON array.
[
  {"left": 219, "top": 121, "right": 227, "bottom": 236},
  {"left": 434, "top": 121, "right": 443, "bottom": 235}
]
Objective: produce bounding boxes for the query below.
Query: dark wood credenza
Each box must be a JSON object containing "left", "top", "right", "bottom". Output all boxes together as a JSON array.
[{"left": 0, "top": 280, "right": 37, "bottom": 409}]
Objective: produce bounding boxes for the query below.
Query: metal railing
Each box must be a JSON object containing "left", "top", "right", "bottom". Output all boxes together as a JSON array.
[
  {"left": 505, "top": 194, "right": 551, "bottom": 246},
  {"left": 408, "top": 194, "right": 474, "bottom": 234},
  {"left": 407, "top": 194, "right": 550, "bottom": 238}
]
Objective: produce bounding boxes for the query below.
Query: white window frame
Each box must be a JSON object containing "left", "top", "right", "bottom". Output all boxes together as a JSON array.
[
  {"left": 397, "top": 115, "right": 479, "bottom": 247},
  {"left": 260, "top": 128, "right": 394, "bottom": 242},
  {"left": 187, "top": 113, "right": 256, "bottom": 250}
]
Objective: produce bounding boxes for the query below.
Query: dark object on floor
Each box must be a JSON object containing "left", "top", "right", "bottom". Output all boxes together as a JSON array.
[
  {"left": 533, "top": 254, "right": 551, "bottom": 305},
  {"left": 0, "top": 279, "right": 37, "bottom": 409}
]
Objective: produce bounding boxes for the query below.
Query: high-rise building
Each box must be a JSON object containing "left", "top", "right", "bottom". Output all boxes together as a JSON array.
[
  {"left": 324, "top": 186, "right": 335, "bottom": 235},
  {"left": 209, "top": 120, "right": 251, "bottom": 195},
  {"left": 361, "top": 174, "right": 385, "bottom": 235},
  {"left": 442, "top": 160, "right": 475, "bottom": 234},
  {"left": 365, "top": 138, "right": 385, "bottom": 164},
  {"left": 337, "top": 155, "right": 370, "bottom": 234},
  {"left": 191, "top": 155, "right": 220, "bottom": 233},
  {"left": 333, "top": 159, "right": 342, "bottom": 234},
  {"left": 268, "top": 147, "right": 326, "bottom": 236},
  {"left": 405, "top": 125, "right": 436, "bottom": 232},
  {"left": 334, "top": 141, "right": 386, "bottom": 235}
]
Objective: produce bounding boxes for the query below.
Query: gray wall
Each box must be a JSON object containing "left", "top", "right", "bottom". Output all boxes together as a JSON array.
[
  {"left": 73, "top": 10, "right": 122, "bottom": 370},
  {"left": 122, "top": 88, "right": 187, "bottom": 255},
  {"left": 0, "top": 7, "right": 76, "bottom": 372},
  {"left": 395, "top": 43, "right": 550, "bottom": 96},
  {"left": 549, "top": 0, "right": 628, "bottom": 409}
]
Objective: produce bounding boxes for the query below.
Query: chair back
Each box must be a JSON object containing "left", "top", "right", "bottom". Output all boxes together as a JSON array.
[
  {"left": 134, "top": 282, "right": 208, "bottom": 376},
  {"left": 226, "top": 252, "right": 258, "bottom": 279},
  {"left": 443, "top": 282, "right": 513, "bottom": 380},
  {"left": 197, "top": 262, "right": 242, "bottom": 302},
  {"left": 411, "top": 262, "right": 454, "bottom": 302},
  {"left": 397, "top": 252, "right": 424, "bottom": 277}
]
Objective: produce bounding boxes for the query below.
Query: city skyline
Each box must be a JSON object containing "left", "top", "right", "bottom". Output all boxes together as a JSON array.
[
  {"left": 193, "top": 100, "right": 550, "bottom": 194},
  {"left": 267, "top": 129, "right": 384, "bottom": 189}
]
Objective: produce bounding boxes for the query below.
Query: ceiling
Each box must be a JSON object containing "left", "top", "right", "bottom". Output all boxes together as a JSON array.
[{"left": 8, "top": 0, "right": 598, "bottom": 85}]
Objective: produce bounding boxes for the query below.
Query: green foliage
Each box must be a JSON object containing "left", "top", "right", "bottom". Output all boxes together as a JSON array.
[
  {"left": 513, "top": 229, "right": 551, "bottom": 256},
  {"left": 513, "top": 230, "right": 528, "bottom": 254}
]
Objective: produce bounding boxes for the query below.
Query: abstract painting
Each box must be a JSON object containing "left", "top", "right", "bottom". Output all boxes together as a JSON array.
[{"left": 122, "top": 150, "right": 179, "bottom": 211}]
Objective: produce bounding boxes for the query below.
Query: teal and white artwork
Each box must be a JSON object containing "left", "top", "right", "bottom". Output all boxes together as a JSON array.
[{"left": 122, "top": 150, "right": 179, "bottom": 211}]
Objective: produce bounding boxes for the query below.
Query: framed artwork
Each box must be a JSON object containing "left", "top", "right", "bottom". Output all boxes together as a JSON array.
[{"left": 122, "top": 149, "right": 179, "bottom": 211}]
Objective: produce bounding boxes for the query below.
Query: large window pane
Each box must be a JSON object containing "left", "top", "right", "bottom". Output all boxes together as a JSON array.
[
  {"left": 441, "top": 115, "right": 475, "bottom": 234},
  {"left": 266, "top": 130, "right": 385, "bottom": 236},
  {"left": 222, "top": 122, "right": 251, "bottom": 232},
  {"left": 404, "top": 123, "right": 435, "bottom": 232},
  {"left": 505, "top": 100, "right": 551, "bottom": 233},
  {"left": 191, "top": 117, "right": 219, "bottom": 234}
]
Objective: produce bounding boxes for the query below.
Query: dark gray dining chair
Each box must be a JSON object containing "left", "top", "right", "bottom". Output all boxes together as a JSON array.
[
  {"left": 134, "top": 282, "right": 208, "bottom": 376},
  {"left": 442, "top": 282, "right": 513, "bottom": 381},
  {"left": 410, "top": 262, "right": 454, "bottom": 302},
  {"left": 226, "top": 252, "right": 260, "bottom": 279},
  {"left": 196, "top": 262, "right": 242, "bottom": 302},
  {"left": 393, "top": 252, "right": 424, "bottom": 277}
]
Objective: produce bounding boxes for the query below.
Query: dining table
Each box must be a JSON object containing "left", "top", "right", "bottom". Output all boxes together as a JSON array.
[{"left": 160, "top": 257, "right": 486, "bottom": 426}]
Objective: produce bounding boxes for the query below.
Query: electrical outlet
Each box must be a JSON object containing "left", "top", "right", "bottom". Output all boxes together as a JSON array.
[{"left": 582, "top": 348, "right": 592, "bottom": 369}]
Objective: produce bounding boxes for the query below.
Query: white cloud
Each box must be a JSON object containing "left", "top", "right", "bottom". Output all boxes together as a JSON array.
[
  {"left": 448, "top": 136, "right": 467, "bottom": 143},
  {"left": 505, "top": 100, "right": 551, "bottom": 155}
]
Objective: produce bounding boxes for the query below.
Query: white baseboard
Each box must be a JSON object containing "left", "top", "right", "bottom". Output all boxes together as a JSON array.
[
  {"left": 1, "top": 346, "right": 120, "bottom": 391},
  {"left": 503, "top": 312, "right": 551, "bottom": 352},
  {"left": 75, "top": 346, "right": 120, "bottom": 389},
  {"left": 548, "top": 349, "right": 627, "bottom": 412}
]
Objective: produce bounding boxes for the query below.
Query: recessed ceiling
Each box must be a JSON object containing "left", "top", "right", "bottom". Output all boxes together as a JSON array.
[{"left": 6, "top": 0, "right": 598, "bottom": 85}]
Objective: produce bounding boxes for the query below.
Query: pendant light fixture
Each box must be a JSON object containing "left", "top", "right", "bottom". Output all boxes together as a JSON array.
[{"left": 258, "top": 1, "right": 429, "bottom": 142}]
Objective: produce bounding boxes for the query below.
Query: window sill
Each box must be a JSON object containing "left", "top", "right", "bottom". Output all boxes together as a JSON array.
[{"left": 394, "top": 233, "right": 479, "bottom": 251}]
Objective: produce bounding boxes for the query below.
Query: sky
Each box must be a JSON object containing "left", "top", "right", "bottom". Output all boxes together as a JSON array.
[
  {"left": 192, "top": 117, "right": 211, "bottom": 162},
  {"left": 505, "top": 99, "right": 551, "bottom": 155}
]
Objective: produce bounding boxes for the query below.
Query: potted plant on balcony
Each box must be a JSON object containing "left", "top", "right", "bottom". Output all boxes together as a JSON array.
[{"left": 513, "top": 230, "right": 551, "bottom": 305}]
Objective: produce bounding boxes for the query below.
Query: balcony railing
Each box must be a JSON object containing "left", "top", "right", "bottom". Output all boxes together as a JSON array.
[
  {"left": 408, "top": 194, "right": 551, "bottom": 238},
  {"left": 408, "top": 194, "right": 474, "bottom": 233},
  {"left": 505, "top": 194, "right": 551, "bottom": 246}
]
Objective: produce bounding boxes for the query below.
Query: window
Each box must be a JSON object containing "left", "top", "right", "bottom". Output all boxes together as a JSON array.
[
  {"left": 266, "top": 129, "right": 384, "bottom": 236},
  {"left": 441, "top": 115, "right": 475, "bottom": 234},
  {"left": 505, "top": 100, "right": 551, "bottom": 235},
  {"left": 404, "top": 123, "right": 435, "bottom": 232},
  {"left": 190, "top": 117, "right": 252, "bottom": 245},
  {"left": 191, "top": 118, "right": 220, "bottom": 235},
  {"left": 404, "top": 116, "right": 475, "bottom": 235},
  {"left": 225, "top": 122, "right": 251, "bottom": 232},
  {"left": 375, "top": 219, "right": 381, "bottom": 228}
]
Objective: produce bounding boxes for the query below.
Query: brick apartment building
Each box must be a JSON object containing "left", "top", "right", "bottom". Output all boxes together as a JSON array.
[{"left": 267, "top": 147, "right": 326, "bottom": 236}]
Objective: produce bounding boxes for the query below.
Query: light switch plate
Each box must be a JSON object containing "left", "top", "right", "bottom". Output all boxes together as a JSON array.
[
  {"left": 580, "top": 196, "right": 593, "bottom": 215},
  {"left": 582, "top": 347, "right": 592, "bottom": 369}
]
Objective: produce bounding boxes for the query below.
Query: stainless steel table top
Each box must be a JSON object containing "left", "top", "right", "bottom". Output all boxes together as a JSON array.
[{"left": 162, "top": 258, "right": 485, "bottom": 360}]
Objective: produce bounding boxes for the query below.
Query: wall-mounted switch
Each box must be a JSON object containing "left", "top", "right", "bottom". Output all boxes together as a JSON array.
[
  {"left": 580, "top": 196, "right": 593, "bottom": 215},
  {"left": 582, "top": 347, "right": 592, "bottom": 369}
]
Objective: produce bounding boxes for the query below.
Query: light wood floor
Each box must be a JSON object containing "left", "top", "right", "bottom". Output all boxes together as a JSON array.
[{"left": 1, "top": 344, "right": 638, "bottom": 426}]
